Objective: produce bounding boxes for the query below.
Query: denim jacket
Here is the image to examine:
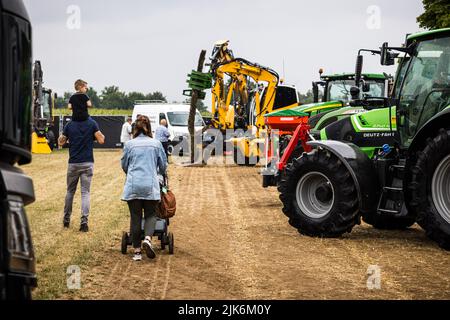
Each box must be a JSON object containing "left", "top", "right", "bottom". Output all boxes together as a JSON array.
[{"left": 121, "top": 134, "right": 167, "bottom": 201}]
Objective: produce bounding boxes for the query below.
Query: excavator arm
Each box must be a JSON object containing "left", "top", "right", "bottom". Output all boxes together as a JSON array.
[{"left": 211, "top": 58, "right": 280, "bottom": 132}]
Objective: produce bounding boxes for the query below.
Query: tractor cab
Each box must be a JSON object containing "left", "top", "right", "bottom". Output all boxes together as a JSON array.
[
  {"left": 313, "top": 72, "right": 390, "bottom": 104},
  {"left": 277, "top": 28, "right": 450, "bottom": 250},
  {"left": 386, "top": 30, "right": 450, "bottom": 148}
]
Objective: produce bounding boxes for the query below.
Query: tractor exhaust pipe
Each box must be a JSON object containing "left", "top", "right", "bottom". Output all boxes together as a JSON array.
[{"left": 351, "top": 55, "right": 364, "bottom": 100}]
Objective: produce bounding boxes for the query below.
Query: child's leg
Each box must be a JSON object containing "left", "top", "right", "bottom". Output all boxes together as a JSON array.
[{"left": 143, "top": 201, "right": 158, "bottom": 238}]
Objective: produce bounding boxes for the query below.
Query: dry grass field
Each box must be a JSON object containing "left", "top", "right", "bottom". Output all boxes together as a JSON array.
[{"left": 22, "top": 150, "right": 450, "bottom": 300}]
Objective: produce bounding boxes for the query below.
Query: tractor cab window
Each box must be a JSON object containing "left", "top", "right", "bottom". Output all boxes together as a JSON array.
[
  {"left": 398, "top": 36, "right": 450, "bottom": 146},
  {"left": 393, "top": 56, "right": 410, "bottom": 98},
  {"left": 273, "top": 86, "right": 298, "bottom": 110},
  {"left": 42, "top": 92, "right": 52, "bottom": 119},
  {"left": 327, "top": 80, "right": 385, "bottom": 103}
]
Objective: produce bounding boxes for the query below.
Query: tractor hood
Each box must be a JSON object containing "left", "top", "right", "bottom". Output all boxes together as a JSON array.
[{"left": 265, "top": 101, "right": 344, "bottom": 118}]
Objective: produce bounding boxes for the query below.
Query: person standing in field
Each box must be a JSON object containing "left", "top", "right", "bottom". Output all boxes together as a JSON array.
[
  {"left": 69, "top": 79, "right": 93, "bottom": 121},
  {"left": 155, "top": 119, "right": 171, "bottom": 162},
  {"left": 58, "top": 118, "right": 106, "bottom": 232},
  {"left": 120, "top": 117, "right": 133, "bottom": 147},
  {"left": 121, "top": 115, "right": 167, "bottom": 261}
]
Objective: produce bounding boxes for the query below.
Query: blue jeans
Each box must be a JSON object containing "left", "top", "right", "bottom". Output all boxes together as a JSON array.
[{"left": 64, "top": 163, "right": 94, "bottom": 225}]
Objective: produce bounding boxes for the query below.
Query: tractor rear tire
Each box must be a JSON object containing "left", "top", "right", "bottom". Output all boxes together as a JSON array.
[
  {"left": 278, "top": 148, "right": 359, "bottom": 238},
  {"left": 407, "top": 129, "right": 450, "bottom": 250},
  {"left": 362, "top": 214, "right": 415, "bottom": 230}
]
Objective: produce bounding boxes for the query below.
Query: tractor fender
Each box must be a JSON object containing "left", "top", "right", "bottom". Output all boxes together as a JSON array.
[
  {"left": 408, "top": 107, "right": 450, "bottom": 156},
  {"left": 308, "top": 140, "right": 380, "bottom": 215}
]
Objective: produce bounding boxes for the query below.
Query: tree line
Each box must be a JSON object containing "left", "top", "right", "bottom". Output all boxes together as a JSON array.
[
  {"left": 55, "top": 86, "right": 168, "bottom": 110},
  {"left": 55, "top": 85, "right": 210, "bottom": 113}
]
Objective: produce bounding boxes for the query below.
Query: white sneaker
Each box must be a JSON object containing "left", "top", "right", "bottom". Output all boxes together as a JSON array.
[
  {"left": 132, "top": 252, "right": 142, "bottom": 261},
  {"left": 143, "top": 237, "right": 156, "bottom": 259}
]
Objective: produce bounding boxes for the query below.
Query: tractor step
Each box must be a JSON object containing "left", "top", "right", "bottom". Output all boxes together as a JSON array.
[
  {"left": 378, "top": 208, "right": 401, "bottom": 215},
  {"left": 377, "top": 185, "right": 404, "bottom": 215},
  {"left": 382, "top": 186, "right": 403, "bottom": 201},
  {"left": 389, "top": 164, "right": 405, "bottom": 180}
]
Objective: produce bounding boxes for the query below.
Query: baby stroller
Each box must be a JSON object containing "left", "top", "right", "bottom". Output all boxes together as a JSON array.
[{"left": 121, "top": 175, "right": 174, "bottom": 255}]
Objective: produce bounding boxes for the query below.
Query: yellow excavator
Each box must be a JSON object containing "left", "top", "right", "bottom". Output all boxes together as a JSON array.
[
  {"left": 31, "top": 61, "right": 57, "bottom": 154},
  {"left": 209, "top": 40, "right": 299, "bottom": 165}
]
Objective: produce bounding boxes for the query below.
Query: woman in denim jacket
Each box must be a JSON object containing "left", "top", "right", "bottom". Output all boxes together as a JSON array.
[{"left": 121, "top": 115, "right": 167, "bottom": 261}]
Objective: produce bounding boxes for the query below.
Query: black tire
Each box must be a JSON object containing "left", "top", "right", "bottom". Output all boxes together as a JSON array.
[
  {"left": 362, "top": 214, "right": 415, "bottom": 230},
  {"left": 161, "top": 235, "right": 166, "bottom": 250},
  {"left": 5, "top": 282, "right": 32, "bottom": 300},
  {"left": 168, "top": 233, "right": 174, "bottom": 255},
  {"left": 121, "top": 232, "right": 128, "bottom": 255},
  {"left": 278, "top": 148, "right": 359, "bottom": 238},
  {"left": 407, "top": 129, "right": 450, "bottom": 250},
  {"left": 167, "top": 145, "right": 174, "bottom": 156},
  {"left": 46, "top": 130, "right": 56, "bottom": 151},
  {"left": 233, "top": 147, "right": 259, "bottom": 167}
]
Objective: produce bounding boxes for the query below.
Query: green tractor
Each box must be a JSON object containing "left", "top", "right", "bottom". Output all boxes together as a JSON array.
[
  {"left": 262, "top": 72, "right": 391, "bottom": 187},
  {"left": 278, "top": 28, "right": 450, "bottom": 249}
]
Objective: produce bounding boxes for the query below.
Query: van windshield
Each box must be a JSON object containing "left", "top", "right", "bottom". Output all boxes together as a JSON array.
[{"left": 167, "top": 112, "right": 204, "bottom": 127}]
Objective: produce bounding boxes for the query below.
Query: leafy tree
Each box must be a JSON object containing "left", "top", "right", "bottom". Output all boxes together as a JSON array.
[
  {"left": 145, "top": 91, "right": 167, "bottom": 103},
  {"left": 298, "top": 89, "right": 314, "bottom": 104},
  {"left": 100, "top": 86, "right": 128, "bottom": 109},
  {"left": 54, "top": 91, "right": 73, "bottom": 108},
  {"left": 184, "top": 98, "right": 208, "bottom": 113},
  {"left": 126, "top": 91, "right": 147, "bottom": 108},
  {"left": 417, "top": 0, "right": 450, "bottom": 30},
  {"left": 86, "top": 87, "right": 102, "bottom": 108}
]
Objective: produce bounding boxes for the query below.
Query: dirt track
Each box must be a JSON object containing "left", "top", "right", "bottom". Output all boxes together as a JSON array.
[{"left": 24, "top": 150, "right": 450, "bottom": 300}]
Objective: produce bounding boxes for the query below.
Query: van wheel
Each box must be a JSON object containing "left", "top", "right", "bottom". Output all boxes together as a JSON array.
[{"left": 167, "top": 145, "right": 173, "bottom": 156}]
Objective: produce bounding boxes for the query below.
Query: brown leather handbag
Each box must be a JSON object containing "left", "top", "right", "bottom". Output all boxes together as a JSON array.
[{"left": 157, "top": 178, "right": 176, "bottom": 219}]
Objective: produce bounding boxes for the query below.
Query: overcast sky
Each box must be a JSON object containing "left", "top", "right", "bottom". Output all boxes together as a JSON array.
[{"left": 23, "top": 0, "right": 425, "bottom": 105}]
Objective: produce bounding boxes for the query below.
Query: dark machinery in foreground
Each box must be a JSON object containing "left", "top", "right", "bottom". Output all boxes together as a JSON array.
[{"left": 0, "top": 0, "right": 37, "bottom": 299}]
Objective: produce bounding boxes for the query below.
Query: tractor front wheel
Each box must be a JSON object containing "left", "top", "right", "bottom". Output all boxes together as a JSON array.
[
  {"left": 278, "top": 148, "right": 360, "bottom": 238},
  {"left": 407, "top": 129, "right": 450, "bottom": 250}
]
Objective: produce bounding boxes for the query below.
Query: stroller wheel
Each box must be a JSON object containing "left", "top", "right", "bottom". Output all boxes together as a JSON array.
[
  {"left": 161, "top": 235, "right": 166, "bottom": 250},
  {"left": 168, "top": 232, "right": 174, "bottom": 255},
  {"left": 121, "top": 232, "right": 129, "bottom": 255}
]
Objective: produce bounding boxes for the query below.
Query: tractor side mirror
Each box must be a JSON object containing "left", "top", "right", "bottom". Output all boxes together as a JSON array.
[
  {"left": 355, "top": 55, "right": 363, "bottom": 87},
  {"left": 381, "top": 42, "right": 396, "bottom": 66},
  {"left": 350, "top": 86, "right": 360, "bottom": 100}
]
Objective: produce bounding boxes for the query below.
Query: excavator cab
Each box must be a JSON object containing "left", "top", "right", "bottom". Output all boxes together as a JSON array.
[{"left": 31, "top": 61, "right": 56, "bottom": 153}]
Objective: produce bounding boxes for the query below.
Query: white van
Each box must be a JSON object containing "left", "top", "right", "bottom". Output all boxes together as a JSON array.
[{"left": 132, "top": 101, "right": 205, "bottom": 152}]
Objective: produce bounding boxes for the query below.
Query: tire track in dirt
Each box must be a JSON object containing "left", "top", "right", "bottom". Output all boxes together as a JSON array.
[
  {"left": 112, "top": 261, "right": 132, "bottom": 300},
  {"left": 219, "top": 166, "right": 262, "bottom": 298},
  {"left": 51, "top": 156, "right": 450, "bottom": 300}
]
